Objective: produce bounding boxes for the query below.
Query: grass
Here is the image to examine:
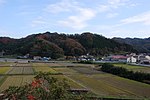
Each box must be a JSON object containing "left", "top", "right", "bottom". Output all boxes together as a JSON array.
[
  {"left": 34, "top": 67, "right": 57, "bottom": 73},
  {"left": 0, "top": 67, "right": 11, "bottom": 74},
  {"left": 0, "top": 76, "right": 7, "bottom": 87},
  {"left": 8, "top": 67, "right": 24, "bottom": 74},
  {"left": 113, "top": 63, "right": 150, "bottom": 73},
  {"left": 68, "top": 73, "right": 150, "bottom": 98},
  {"left": 52, "top": 67, "right": 78, "bottom": 74},
  {"left": 1, "top": 62, "right": 150, "bottom": 99},
  {"left": 0, "top": 75, "right": 34, "bottom": 92},
  {"left": 49, "top": 75, "right": 84, "bottom": 89},
  {"left": 113, "top": 64, "right": 144, "bottom": 69},
  {"left": 68, "top": 74, "right": 131, "bottom": 97},
  {"left": 91, "top": 74, "right": 150, "bottom": 98}
]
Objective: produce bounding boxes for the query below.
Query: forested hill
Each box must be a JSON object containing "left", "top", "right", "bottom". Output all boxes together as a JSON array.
[
  {"left": 113, "top": 37, "right": 150, "bottom": 53},
  {"left": 0, "top": 32, "right": 137, "bottom": 58}
]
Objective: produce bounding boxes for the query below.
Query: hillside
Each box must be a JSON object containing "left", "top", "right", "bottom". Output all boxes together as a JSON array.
[
  {"left": 0, "top": 32, "right": 137, "bottom": 58},
  {"left": 113, "top": 37, "right": 150, "bottom": 53}
]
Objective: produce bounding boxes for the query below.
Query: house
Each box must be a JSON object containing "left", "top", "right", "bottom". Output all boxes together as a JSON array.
[
  {"left": 78, "top": 54, "right": 95, "bottom": 61},
  {"left": 104, "top": 55, "right": 128, "bottom": 62},
  {"left": 41, "top": 57, "right": 51, "bottom": 61},
  {"left": 33, "top": 56, "right": 42, "bottom": 60},
  {"left": 136, "top": 54, "right": 150, "bottom": 64},
  {"left": 127, "top": 56, "right": 137, "bottom": 63}
]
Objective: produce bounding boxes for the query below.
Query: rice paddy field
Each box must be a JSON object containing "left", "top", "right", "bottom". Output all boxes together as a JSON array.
[{"left": 0, "top": 61, "right": 150, "bottom": 99}]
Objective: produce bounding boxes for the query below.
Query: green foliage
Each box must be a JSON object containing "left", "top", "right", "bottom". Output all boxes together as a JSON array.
[
  {"left": 101, "top": 63, "right": 150, "bottom": 84},
  {"left": 69, "top": 32, "right": 137, "bottom": 55},
  {"left": 113, "top": 37, "right": 150, "bottom": 53}
]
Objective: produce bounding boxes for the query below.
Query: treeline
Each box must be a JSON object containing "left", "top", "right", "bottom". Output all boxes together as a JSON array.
[
  {"left": 0, "top": 32, "right": 137, "bottom": 59},
  {"left": 101, "top": 63, "right": 150, "bottom": 84}
]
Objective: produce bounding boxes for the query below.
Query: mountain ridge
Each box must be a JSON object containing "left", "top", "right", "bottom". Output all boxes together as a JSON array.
[
  {"left": 0, "top": 32, "right": 138, "bottom": 58},
  {"left": 113, "top": 37, "right": 150, "bottom": 53}
]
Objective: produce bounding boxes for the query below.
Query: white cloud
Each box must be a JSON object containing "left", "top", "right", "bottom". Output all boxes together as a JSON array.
[
  {"left": 59, "top": 8, "right": 96, "bottom": 30},
  {"left": 47, "top": 0, "right": 97, "bottom": 30},
  {"left": 108, "top": 0, "right": 128, "bottom": 5},
  {"left": 97, "top": 0, "right": 135, "bottom": 13},
  {"left": 97, "top": 5, "right": 110, "bottom": 13},
  {"left": 34, "top": 0, "right": 136, "bottom": 30},
  {"left": 31, "top": 17, "right": 47, "bottom": 27},
  {"left": 45, "top": 0, "right": 77, "bottom": 13},
  {"left": 121, "top": 11, "right": 150, "bottom": 25},
  {"left": 31, "top": 20, "right": 47, "bottom": 27},
  {"left": 106, "top": 13, "right": 118, "bottom": 18},
  {"left": 44, "top": 0, "right": 96, "bottom": 30}
]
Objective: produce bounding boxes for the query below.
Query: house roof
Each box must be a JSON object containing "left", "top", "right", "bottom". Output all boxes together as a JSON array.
[{"left": 111, "top": 55, "right": 127, "bottom": 59}]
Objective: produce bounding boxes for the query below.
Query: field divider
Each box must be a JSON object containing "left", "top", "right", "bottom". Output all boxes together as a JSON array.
[
  {"left": 0, "top": 76, "right": 7, "bottom": 88},
  {"left": 5, "top": 67, "right": 14, "bottom": 74},
  {"left": 64, "top": 75, "right": 88, "bottom": 89},
  {"left": 22, "top": 67, "right": 24, "bottom": 74}
]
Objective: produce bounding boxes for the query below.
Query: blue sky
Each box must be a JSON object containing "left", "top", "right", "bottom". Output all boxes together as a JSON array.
[{"left": 0, "top": 0, "right": 150, "bottom": 38}]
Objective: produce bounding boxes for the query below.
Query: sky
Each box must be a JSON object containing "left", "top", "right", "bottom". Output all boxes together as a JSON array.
[{"left": 0, "top": 0, "right": 150, "bottom": 38}]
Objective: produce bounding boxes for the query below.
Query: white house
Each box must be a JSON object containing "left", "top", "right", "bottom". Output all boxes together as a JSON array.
[
  {"left": 33, "top": 56, "right": 42, "bottom": 60},
  {"left": 127, "top": 56, "right": 137, "bottom": 63}
]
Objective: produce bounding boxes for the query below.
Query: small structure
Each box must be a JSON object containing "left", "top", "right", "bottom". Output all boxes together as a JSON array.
[
  {"left": 78, "top": 54, "right": 95, "bottom": 61},
  {"left": 41, "top": 57, "right": 51, "bottom": 61},
  {"left": 104, "top": 55, "right": 127, "bottom": 63},
  {"left": 137, "top": 54, "right": 150, "bottom": 64},
  {"left": 127, "top": 56, "right": 137, "bottom": 63},
  {"left": 68, "top": 89, "right": 89, "bottom": 95},
  {"left": 33, "top": 56, "right": 42, "bottom": 60}
]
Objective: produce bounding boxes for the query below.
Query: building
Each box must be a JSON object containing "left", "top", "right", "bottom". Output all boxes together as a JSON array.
[
  {"left": 103, "top": 55, "right": 128, "bottom": 63},
  {"left": 33, "top": 56, "right": 42, "bottom": 60},
  {"left": 127, "top": 56, "right": 137, "bottom": 63},
  {"left": 78, "top": 54, "right": 95, "bottom": 61}
]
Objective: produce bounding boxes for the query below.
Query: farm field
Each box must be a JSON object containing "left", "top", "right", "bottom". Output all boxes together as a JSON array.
[
  {"left": 0, "top": 61, "right": 150, "bottom": 99},
  {"left": 0, "top": 75, "right": 34, "bottom": 92},
  {"left": 33, "top": 65, "right": 57, "bottom": 73},
  {"left": 113, "top": 63, "right": 150, "bottom": 73},
  {"left": 49, "top": 75, "right": 84, "bottom": 89},
  {"left": 52, "top": 67, "right": 78, "bottom": 75},
  {"left": 8, "top": 67, "right": 34, "bottom": 74},
  {"left": 0, "top": 67, "right": 11, "bottom": 74},
  {"left": 0, "top": 62, "right": 16, "bottom": 67},
  {"left": 67, "top": 68, "right": 150, "bottom": 98}
]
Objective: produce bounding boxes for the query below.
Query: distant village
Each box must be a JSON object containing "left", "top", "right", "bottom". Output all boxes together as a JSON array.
[
  {"left": 78, "top": 53, "right": 150, "bottom": 65},
  {"left": 0, "top": 50, "right": 150, "bottom": 65}
]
